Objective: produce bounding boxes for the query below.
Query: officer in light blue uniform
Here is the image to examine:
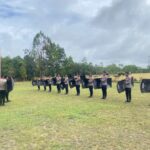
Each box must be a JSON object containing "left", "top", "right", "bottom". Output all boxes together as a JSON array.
[
  {"left": 101, "top": 71, "right": 108, "bottom": 99},
  {"left": 75, "top": 74, "right": 81, "bottom": 96},
  {"left": 56, "top": 74, "right": 61, "bottom": 93},
  {"left": 125, "top": 72, "right": 132, "bottom": 102}
]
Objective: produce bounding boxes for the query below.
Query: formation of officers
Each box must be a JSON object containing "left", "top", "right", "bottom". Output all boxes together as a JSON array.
[{"left": 34, "top": 71, "right": 133, "bottom": 103}]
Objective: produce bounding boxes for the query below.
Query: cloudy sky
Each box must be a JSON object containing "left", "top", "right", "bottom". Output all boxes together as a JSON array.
[{"left": 0, "top": 0, "right": 150, "bottom": 66}]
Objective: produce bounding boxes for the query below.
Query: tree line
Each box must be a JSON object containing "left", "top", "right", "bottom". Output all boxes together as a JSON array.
[{"left": 2, "top": 31, "right": 150, "bottom": 80}]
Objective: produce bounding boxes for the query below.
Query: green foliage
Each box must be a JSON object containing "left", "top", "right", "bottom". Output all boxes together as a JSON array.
[{"left": 1, "top": 31, "right": 150, "bottom": 80}]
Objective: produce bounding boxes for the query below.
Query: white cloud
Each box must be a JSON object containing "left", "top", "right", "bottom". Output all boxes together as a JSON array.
[{"left": 0, "top": 0, "right": 150, "bottom": 67}]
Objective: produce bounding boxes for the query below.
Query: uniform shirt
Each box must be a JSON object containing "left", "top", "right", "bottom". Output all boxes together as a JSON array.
[
  {"left": 101, "top": 75, "right": 108, "bottom": 86},
  {"left": 0, "top": 79, "right": 7, "bottom": 90},
  {"left": 88, "top": 77, "right": 94, "bottom": 87},
  {"left": 64, "top": 77, "right": 69, "bottom": 85},
  {"left": 56, "top": 76, "right": 61, "bottom": 84},
  {"left": 125, "top": 76, "right": 132, "bottom": 88},
  {"left": 48, "top": 77, "right": 52, "bottom": 84},
  {"left": 37, "top": 80, "right": 41, "bottom": 86},
  {"left": 75, "top": 76, "right": 81, "bottom": 85}
]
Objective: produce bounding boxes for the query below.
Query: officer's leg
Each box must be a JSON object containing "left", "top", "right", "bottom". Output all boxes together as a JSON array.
[
  {"left": 78, "top": 85, "right": 80, "bottom": 95},
  {"left": 49, "top": 84, "right": 51, "bottom": 92},
  {"left": 76, "top": 85, "right": 79, "bottom": 95},
  {"left": 57, "top": 85, "right": 59, "bottom": 93},
  {"left": 125, "top": 88, "right": 127, "bottom": 101},
  {"left": 44, "top": 85, "right": 46, "bottom": 91},
  {"left": 66, "top": 85, "right": 68, "bottom": 94},
  {"left": 89, "top": 86, "right": 93, "bottom": 97},
  {"left": 105, "top": 86, "right": 107, "bottom": 99},
  {"left": 2, "top": 91, "right": 5, "bottom": 105},
  {"left": 91, "top": 86, "right": 93, "bottom": 97},
  {"left": 0, "top": 98, "right": 1, "bottom": 105},
  {"left": 5, "top": 92, "right": 8, "bottom": 102},
  {"left": 101, "top": 86, "right": 104, "bottom": 99},
  {"left": 59, "top": 84, "right": 61, "bottom": 93},
  {"left": 129, "top": 88, "right": 131, "bottom": 102},
  {"left": 89, "top": 87, "right": 91, "bottom": 97},
  {"left": 76, "top": 86, "right": 78, "bottom": 95},
  {"left": 125, "top": 88, "right": 129, "bottom": 102},
  {"left": 57, "top": 84, "right": 61, "bottom": 93}
]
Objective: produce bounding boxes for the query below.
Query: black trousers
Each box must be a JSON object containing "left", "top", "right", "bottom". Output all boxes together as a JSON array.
[
  {"left": 48, "top": 84, "right": 52, "bottom": 92},
  {"left": 5, "top": 91, "right": 9, "bottom": 102},
  {"left": 125, "top": 88, "right": 131, "bottom": 102},
  {"left": 101, "top": 85, "right": 107, "bottom": 99},
  {"left": 44, "top": 85, "right": 46, "bottom": 91},
  {"left": 0, "top": 91, "right": 6, "bottom": 106},
  {"left": 76, "top": 85, "right": 80, "bottom": 95},
  {"left": 38, "top": 85, "right": 40, "bottom": 90},
  {"left": 65, "top": 84, "right": 69, "bottom": 94},
  {"left": 57, "top": 84, "right": 61, "bottom": 93},
  {"left": 89, "top": 86, "right": 93, "bottom": 97}
]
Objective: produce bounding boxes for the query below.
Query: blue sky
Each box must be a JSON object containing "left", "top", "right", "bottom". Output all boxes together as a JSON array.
[{"left": 0, "top": 0, "right": 150, "bottom": 67}]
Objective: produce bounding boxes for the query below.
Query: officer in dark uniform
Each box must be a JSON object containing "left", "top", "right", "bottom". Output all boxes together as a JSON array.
[
  {"left": 125, "top": 72, "right": 132, "bottom": 102},
  {"left": 75, "top": 74, "right": 81, "bottom": 96},
  {"left": 64, "top": 75, "right": 69, "bottom": 94},
  {"left": 87, "top": 74, "right": 94, "bottom": 98},
  {"left": 101, "top": 71, "right": 108, "bottom": 99},
  {"left": 56, "top": 74, "right": 61, "bottom": 93}
]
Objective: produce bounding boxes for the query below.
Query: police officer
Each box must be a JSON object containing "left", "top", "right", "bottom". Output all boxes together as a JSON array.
[
  {"left": 125, "top": 72, "right": 132, "bottom": 102},
  {"left": 41, "top": 77, "right": 47, "bottom": 91},
  {"left": 64, "top": 75, "right": 69, "bottom": 94},
  {"left": 37, "top": 78, "right": 41, "bottom": 91},
  {"left": 56, "top": 74, "right": 61, "bottom": 93},
  {"left": 48, "top": 75, "right": 52, "bottom": 92},
  {"left": 5, "top": 76, "right": 13, "bottom": 102},
  {"left": 88, "top": 74, "right": 94, "bottom": 98},
  {"left": 101, "top": 71, "right": 108, "bottom": 99},
  {"left": 0, "top": 78, "right": 7, "bottom": 106},
  {"left": 75, "top": 74, "right": 81, "bottom": 96}
]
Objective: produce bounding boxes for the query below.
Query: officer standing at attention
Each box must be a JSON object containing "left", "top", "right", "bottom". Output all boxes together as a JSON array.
[
  {"left": 48, "top": 75, "right": 52, "bottom": 92},
  {"left": 101, "top": 71, "right": 108, "bottom": 99},
  {"left": 64, "top": 75, "right": 69, "bottom": 94},
  {"left": 75, "top": 74, "right": 81, "bottom": 96},
  {"left": 56, "top": 74, "right": 61, "bottom": 93},
  {"left": 37, "top": 78, "right": 41, "bottom": 91},
  {"left": 43, "top": 77, "right": 47, "bottom": 91},
  {"left": 5, "top": 76, "right": 13, "bottom": 102},
  {"left": 0, "top": 78, "right": 7, "bottom": 106},
  {"left": 125, "top": 72, "right": 132, "bottom": 103},
  {"left": 88, "top": 74, "right": 94, "bottom": 98}
]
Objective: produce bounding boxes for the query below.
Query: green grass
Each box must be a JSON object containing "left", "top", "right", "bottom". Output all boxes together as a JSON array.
[{"left": 0, "top": 82, "right": 150, "bottom": 150}]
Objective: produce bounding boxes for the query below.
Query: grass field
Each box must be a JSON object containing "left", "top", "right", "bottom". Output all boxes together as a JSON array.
[{"left": 0, "top": 82, "right": 150, "bottom": 150}]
